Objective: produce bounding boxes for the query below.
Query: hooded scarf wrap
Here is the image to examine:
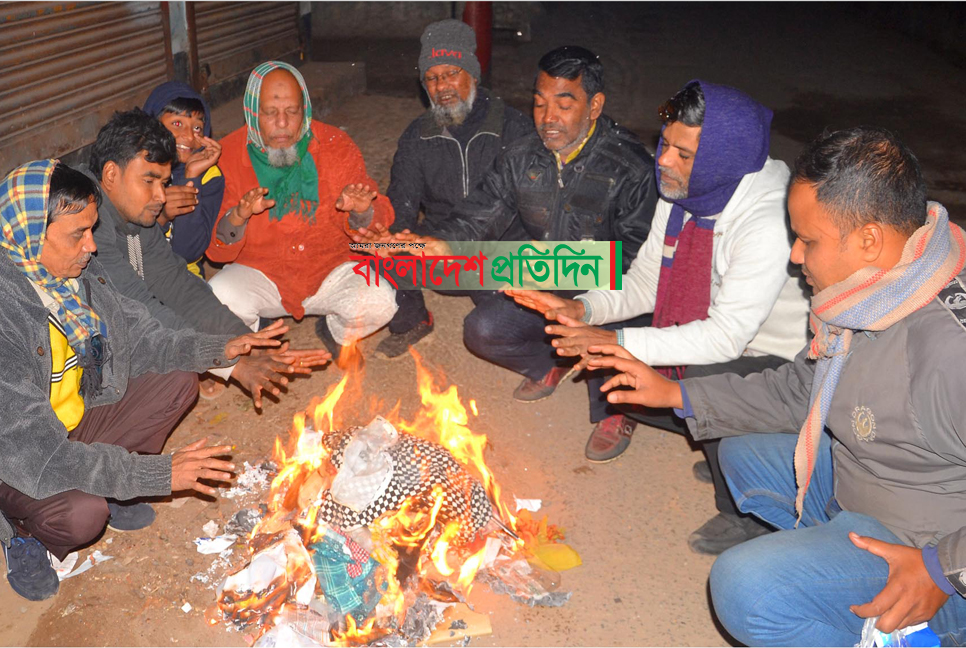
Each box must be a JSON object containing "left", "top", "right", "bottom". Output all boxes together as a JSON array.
[
  {"left": 652, "top": 81, "right": 773, "bottom": 378},
  {"left": 243, "top": 61, "right": 319, "bottom": 222},
  {"left": 0, "top": 160, "right": 108, "bottom": 371}
]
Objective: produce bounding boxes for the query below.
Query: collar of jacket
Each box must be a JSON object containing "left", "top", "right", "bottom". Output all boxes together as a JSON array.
[
  {"left": 419, "top": 87, "right": 502, "bottom": 139},
  {"left": 529, "top": 113, "right": 615, "bottom": 170},
  {"left": 79, "top": 165, "right": 144, "bottom": 238}
]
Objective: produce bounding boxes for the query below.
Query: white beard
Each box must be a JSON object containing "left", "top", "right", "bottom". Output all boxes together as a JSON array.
[
  {"left": 429, "top": 84, "right": 477, "bottom": 128},
  {"left": 658, "top": 166, "right": 690, "bottom": 199},
  {"left": 266, "top": 144, "right": 300, "bottom": 168}
]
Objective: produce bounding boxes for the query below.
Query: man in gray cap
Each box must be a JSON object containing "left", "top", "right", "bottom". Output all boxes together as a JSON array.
[{"left": 377, "top": 18, "right": 533, "bottom": 359}]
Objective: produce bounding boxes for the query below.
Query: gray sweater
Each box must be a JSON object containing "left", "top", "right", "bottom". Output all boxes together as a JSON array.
[
  {"left": 82, "top": 165, "right": 250, "bottom": 337},
  {"left": 682, "top": 268, "right": 966, "bottom": 594},
  {"left": 0, "top": 255, "right": 233, "bottom": 546}
]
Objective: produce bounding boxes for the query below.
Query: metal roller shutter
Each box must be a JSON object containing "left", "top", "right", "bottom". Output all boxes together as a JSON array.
[
  {"left": 0, "top": 1, "right": 171, "bottom": 174},
  {"left": 195, "top": 2, "right": 300, "bottom": 89}
]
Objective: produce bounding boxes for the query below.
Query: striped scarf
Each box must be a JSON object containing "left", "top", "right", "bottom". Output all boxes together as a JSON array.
[
  {"left": 793, "top": 202, "right": 966, "bottom": 521},
  {"left": 0, "top": 160, "right": 107, "bottom": 357},
  {"left": 244, "top": 61, "right": 319, "bottom": 222},
  {"left": 651, "top": 209, "right": 717, "bottom": 378}
]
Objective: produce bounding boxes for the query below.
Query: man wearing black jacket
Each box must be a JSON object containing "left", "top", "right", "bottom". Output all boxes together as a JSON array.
[
  {"left": 357, "top": 46, "right": 658, "bottom": 445},
  {"left": 378, "top": 19, "right": 533, "bottom": 359}
]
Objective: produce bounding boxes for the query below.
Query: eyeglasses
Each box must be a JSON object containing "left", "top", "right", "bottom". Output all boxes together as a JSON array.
[
  {"left": 658, "top": 100, "right": 677, "bottom": 124},
  {"left": 424, "top": 69, "right": 462, "bottom": 85}
]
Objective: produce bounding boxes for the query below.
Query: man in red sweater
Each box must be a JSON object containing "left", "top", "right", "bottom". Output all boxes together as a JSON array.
[{"left": 207, "top": 61, "right": 396, "bottom": 357}]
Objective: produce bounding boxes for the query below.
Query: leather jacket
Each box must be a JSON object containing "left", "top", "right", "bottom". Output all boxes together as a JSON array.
[{"left": 433, "top": 114, "right": 658, "bottom": 272}]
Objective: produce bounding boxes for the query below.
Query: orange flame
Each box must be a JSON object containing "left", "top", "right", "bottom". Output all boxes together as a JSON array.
[{"left": 228, "top": 347, "right": 521, "bottom": 637}]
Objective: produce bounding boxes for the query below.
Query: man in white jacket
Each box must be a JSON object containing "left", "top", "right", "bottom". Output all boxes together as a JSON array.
[{"left": 508, "top": 80, "right": 810, "bottom": 555}]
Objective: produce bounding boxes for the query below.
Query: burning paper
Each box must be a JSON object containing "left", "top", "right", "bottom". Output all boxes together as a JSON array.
[{"left": 211, "top": 352, "right": 571, "bottom": 645}]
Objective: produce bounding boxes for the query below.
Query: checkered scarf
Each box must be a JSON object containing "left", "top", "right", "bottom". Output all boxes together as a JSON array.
[
  {"left": 0, "top": 160, "right": 107, "bottom": 356},
  {"left": 243, "top": 60, "right": 312, "bottom": 150},
  {"left": 243, "top": 61, "right": 319, "bottom": 222},
  {"left": 793, "top": 202, "right": 966, "bottom": 521}
]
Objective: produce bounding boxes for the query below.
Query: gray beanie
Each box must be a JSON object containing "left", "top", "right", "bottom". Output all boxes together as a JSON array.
[{"left": 418, "top": 19, "right": 481, "bottom": 81}]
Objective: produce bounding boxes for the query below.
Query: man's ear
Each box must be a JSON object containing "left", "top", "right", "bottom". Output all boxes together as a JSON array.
[
  {"left": 101, "top": 161, "right": 120, "bottom": 193},
  {"left": 589, "top": 92, "right": 605, "bottom": 121},
  {"left": 858, "top": 222, "right": 886, "bottom": 262}
]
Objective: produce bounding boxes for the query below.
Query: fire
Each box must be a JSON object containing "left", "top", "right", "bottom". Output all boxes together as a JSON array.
[
  {"left": 399, "top": 349, "right": 520, "bottom": 539},
  {"left": 218, "top": 347, "right": 523, "bottom": 642}
]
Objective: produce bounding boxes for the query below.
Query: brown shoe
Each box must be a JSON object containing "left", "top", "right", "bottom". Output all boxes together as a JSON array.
[
  {"left": 585, "top": 415, "right": 637, "bottom": 463},
  {"left": 512, "top": 365, "right": 575, "bottom": 403}
]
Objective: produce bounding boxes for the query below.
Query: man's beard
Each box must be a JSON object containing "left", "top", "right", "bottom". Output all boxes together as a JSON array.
[
  {"left": 266, "top": 144, "right": 300, "bottom": 168},
  {"left": 430, "top": 85, "right": 477, "bottom": 128},
  {"left": 658, "top": 166, "right": 689, "bottom": 200}
]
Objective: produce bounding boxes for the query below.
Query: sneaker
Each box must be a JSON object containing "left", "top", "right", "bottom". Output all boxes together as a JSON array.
[
  {"left": 512, "top": 366, "right": 575, "bottom": 403},
  {"left": 2, "top": 537, "right": 59, "bottom": 601},
  {"left": 314, "top": 316, "right": 342, "bottom": 362},
  {"left": 687, "top": 512, "right": 771, "bottom": 556},
  {"left": 107, "top": 501, "right": 156, "bottom": 532},
  {"left": 375, "top": 313, "right": 434, "bottom": 360},
  {"left": 692, "top": 460, "right": 713, "bottom": 484},
  {"left": 585, "top": 415, "right": 637, "bottom": 463}
]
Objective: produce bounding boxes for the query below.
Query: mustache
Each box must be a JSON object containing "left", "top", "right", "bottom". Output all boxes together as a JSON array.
[{"left": 658, "top": 165, "right": 683, "bottom": 182}]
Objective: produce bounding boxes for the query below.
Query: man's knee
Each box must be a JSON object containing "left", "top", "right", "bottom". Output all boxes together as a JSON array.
[
  {"left": 717, "top": 435, "right": 761, "bottom": 483},
  {"left": 710, "top": 540, "right": 793, "bottom": 646},
  {"left": 168, "top": 371, "right": 199, "bottom": 416},
  {"left": 463, "top": 303, "right": 505, "bottom": 353},
  {"left": 35, "top": 492, "right": 109, "bottom": 550}
]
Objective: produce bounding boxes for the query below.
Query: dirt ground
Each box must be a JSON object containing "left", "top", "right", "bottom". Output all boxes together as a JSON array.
[{"left": 5, "top": 3, "right": 966, "bottom": 647}]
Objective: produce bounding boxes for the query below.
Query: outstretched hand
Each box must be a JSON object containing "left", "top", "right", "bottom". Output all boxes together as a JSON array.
[
  {"left": 504, "top": 290, "right": 586, "bottom": 321},
  {"left": 336, "top": 183, "right": 377, "bottom": 213},
  {"left": 231, "top": 341, "right": 332, "bottom": 409},
  {"left": 849, "top": 533, "right": 949, "bottom": 634},
  {"left": 224, "top": 319, "right": 288, "bottom": 359},
  {"left": 170, "top": 437, "right": 234, "bottom": 496},
  {"left": 235, "top": 187, "right": 275, "bottom": 223},
  {"left": 545, "top": 313, "right": 617, "bottom": 371},
  {"left": 585, "top": 344, "right": 683, "bottom": 409}
]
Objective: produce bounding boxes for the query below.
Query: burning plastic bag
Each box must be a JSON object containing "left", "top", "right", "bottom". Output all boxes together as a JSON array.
[{"left": 329, "top": 416, "right": 397, "bottom": 512}]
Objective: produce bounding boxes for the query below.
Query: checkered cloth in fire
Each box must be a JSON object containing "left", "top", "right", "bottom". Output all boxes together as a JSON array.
[{"left": 316, "top": 426, "right": 495, "bottom": 546}]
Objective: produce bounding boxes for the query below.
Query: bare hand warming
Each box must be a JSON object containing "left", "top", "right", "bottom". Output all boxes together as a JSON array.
[
  {"left": 231, "top": 334, "right": 331, "bottom": 408},
  {"left": 336, "top": 183, "right": 377, "bottom": 213},
  {"left": 849, "top": 533, "right": 949, "bottom": 634},
  {"left": 184, "top": 136, "right": 223, "bottom": 179},
  {"left": 504, "top": 290, "right": 586, "bottom": 322},
  {"left": 585, "top": 344, "right": 684, "bottom": 409},
  {"left": 545, "top": 314, "right": 618, "bottom": 371},
  {"left": 233, "top": 187, "right": 275, "bottom": 224},
  {"left": 224, "top": 319, "right": 289, "bottom": 359},
  {"left": 170, "top": 437, "right": 235, "bottom": 496},
  {"left": 162, "top": 182, "right": 199, "bottom": 223}
]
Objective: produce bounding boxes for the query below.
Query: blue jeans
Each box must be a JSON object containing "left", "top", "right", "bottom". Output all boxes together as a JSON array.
[{"left": 711, "top": 433, "right": 966, "bottom": 646}]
